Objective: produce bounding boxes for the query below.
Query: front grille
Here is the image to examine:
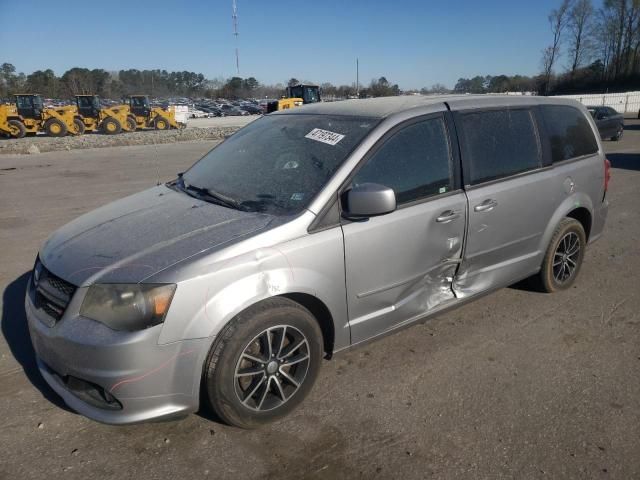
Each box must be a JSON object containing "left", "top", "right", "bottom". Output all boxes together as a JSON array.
[
  {"left": 32, "top": 259, "right": 76, "bottom": 323},
  {"left": 46, "top": 275, "right": 75, "bottom": 297}
]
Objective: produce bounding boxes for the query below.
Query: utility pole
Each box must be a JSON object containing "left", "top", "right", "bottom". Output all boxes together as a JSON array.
[
  {"left": 356, "top": 58, "right": 359, "bottom": 98},
  {"left": 232, "top": 0, "right": 240, "bottom": 75}
]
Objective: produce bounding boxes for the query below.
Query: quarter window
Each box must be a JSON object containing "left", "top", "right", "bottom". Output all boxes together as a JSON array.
[
  {"left": 460, "top": 109, "right": 541, "bottom": 185},
  {"left": 352, "top": 117, "right": 452, "bottom": 205},
  {"left": 541, "top": 105, "right": 598, "bottom": 162}
]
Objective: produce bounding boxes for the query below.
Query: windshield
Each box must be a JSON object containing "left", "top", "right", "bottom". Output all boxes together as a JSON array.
[
  {"left": 288, "top": 86, "right": 320, "bottom": 103},
  {"left": 132, "top": 96, "right": 148, "bottom": 107},
  {"left": 182, "top": 114, "right": 377, "bottom": 215},
  {"left": 304, "top": 87, "right": 320, "bottom": 103},
  {"left": 33, "top": 96, "right": 44, "bottom": 109}
]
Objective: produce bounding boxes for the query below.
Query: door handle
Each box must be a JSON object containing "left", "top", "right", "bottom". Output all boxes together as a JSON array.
[
  {"left": 436, "top": 210, "right": 460, "bottom": 223},
  {"left": 474, "top": 199, "right": 498, "bottom": 212}
]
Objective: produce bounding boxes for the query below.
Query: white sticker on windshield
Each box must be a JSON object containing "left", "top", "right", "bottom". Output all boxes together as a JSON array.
[
  {"left": 291, "top": 193, "right": 304, "bottom": 201},
  {"left": 305, "top": 128, "right": 345, "bottom": 146}
]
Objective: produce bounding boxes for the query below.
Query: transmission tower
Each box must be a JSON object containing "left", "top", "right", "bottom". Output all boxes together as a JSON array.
[{"left": 232, "top": 0, "right": 240, "bottom": 75}]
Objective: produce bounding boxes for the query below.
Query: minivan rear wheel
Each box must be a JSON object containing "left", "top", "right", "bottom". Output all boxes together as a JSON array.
[
  {"left": 203, "top": 297, "right": 323, "bottom": 429},
  {"left": 538, "top": 218, "right": 586, "bottom": 293}
]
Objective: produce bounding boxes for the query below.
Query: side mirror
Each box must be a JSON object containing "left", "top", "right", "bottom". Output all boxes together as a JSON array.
[{"left": 342, "top": 183, "right": 396, "bottom": 219}]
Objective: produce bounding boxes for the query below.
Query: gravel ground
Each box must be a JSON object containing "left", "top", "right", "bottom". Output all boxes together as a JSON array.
[
  {"left": 0, "top": 122, "right": 639, "bottom": 479},
  {"left": 186, "top": 115, "right": 258, "bottom": 129},
  {"left": 0, "top": 123, "right": 243, "bottom": 156}
]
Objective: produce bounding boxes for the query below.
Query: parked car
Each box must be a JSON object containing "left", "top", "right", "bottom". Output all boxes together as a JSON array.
[
  {"left": 26, "top": 96, "right": 609, "bottom": 428},
  {"left": 221, "top": 104, "right": 249, "bottom": 116},
  {"left": 188, "top": 108, "right": 211, "bottom": 119},
  {"left": 587, "top": 106, "right": 624, "bottom": 141},
  {"left": 196, "top": 106, "right": 224, "bottom": 117},
  {"left": 240, "top": 104, "right": 262, "bottom": 115}
]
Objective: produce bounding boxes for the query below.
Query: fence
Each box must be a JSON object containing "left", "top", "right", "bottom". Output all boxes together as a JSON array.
[{"left": 553, "top": 91, "right": 640, "bottom": 114}]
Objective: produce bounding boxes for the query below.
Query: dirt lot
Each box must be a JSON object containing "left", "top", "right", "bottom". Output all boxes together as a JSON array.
[{"left": 0, "top": 122, "right": 639, "bottom": 479}]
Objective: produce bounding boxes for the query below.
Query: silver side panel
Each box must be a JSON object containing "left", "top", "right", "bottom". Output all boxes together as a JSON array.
[
  {"left": 342, "top": 193, "right": 467, "bottom": 343},
  {"left": 153, "top": 217, "right": 351, "bottom": 351}
]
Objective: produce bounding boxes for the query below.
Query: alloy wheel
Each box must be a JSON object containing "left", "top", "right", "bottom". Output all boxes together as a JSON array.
[
  {"left": 553, "top": 232, "right": 580, "bottom": 284},
  {"left": 234, "top": 325, "right": 310, "bottom": 412}
]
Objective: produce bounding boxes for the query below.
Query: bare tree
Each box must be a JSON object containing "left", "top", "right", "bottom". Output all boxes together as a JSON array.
[
  {"left": 568, "top": 0, "right": 595, "bottom": 75},
  {"left": 621, "top": 0, "right": 640, "bottom": 75},
  {"left": 542, "top": 0, "right": 573, "bottom": 93},
  {"left": 605, "top": 0, "right": 628, "bottom": 78}
]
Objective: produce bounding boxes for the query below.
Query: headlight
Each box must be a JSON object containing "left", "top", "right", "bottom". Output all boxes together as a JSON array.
[{"left": 80, "top": 284, "right": 176, "bottom": 332}]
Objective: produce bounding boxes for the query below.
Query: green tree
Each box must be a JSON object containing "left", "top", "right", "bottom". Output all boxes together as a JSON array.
[
  {"left": 0, "top": 63, "right": 25, "bottom": 97},
  {"left": 26, "top": 69, "right": 59, "bottom": 97},
  {"left": 369, "top": 76, "right": 399, "bottom": 97},
  {"left": 243, "top": 77, "right": 260, "bottom": 92}
]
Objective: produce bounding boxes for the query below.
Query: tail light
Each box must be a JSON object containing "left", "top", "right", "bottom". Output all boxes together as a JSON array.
[{"left": 604, "top": 158, "right": 611, "bottom": 193}]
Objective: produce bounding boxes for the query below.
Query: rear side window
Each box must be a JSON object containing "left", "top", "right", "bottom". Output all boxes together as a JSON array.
[
  {"left": 460, "top": 109, "right": 541, "bottom": 185},
  {"left": 352, "top": 117, "right": 452, "bottom": 205},
  {"left": 541, "top": 105, "right": 598, "bottom": 162}
]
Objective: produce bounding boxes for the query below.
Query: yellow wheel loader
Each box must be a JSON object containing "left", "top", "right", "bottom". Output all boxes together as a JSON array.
[
  {"left": 121, "top": 95, "right": 184, "bottom": 131},
  {"left": 266, "top": 84, "right": 321, "bottom": 113},
  {"left": 75, "top": 95, "right": 135, "bottom": 135},
  {"left": 0, "top": 94, "right": 83, "bottom": 138}
]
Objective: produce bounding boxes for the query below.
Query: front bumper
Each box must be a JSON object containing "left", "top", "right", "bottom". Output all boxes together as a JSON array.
[{"left": 25, "top": 277, "right": 211, "bottom": 425}]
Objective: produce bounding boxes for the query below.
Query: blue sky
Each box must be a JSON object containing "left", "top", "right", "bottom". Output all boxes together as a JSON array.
[{"left": 0, "top": 0, "right": 598, "bottom": 89}]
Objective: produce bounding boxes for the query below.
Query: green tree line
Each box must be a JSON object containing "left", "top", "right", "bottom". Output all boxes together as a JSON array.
[{"left": 0, "top": 64, "right": 396, "bottom": 100}]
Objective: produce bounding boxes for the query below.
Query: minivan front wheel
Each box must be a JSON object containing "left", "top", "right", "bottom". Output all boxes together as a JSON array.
[
  {"left": 538, "top": 218, "right": 586, "bottom": 292},
  {"left": 203, "top": 298, "right": 323, "bottom": 428}
]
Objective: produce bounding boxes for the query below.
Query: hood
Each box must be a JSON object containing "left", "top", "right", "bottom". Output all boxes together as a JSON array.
[{"left": 40, "top": 185, "right": 274, "bottom": 286}]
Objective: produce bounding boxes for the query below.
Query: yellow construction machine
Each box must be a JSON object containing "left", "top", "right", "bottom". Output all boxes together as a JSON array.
[
  {"left": 266, "top": 84, "right": 321, "bottom": 113},
  {"left": 121, "top": 95, "right": 184, "bottom": 130},
  {"left": 0, "top": 94, "right": 83, "bottom": 138},
  {"left": 75, "top": 95, "right": 135, "bottom": 134}
]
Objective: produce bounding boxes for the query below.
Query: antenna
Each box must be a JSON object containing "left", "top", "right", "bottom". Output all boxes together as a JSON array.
[
  {"left": 153, "top": 139, "right": 161, "bottom": 186},
  {"left": 356, "top": 58, "right": 359, "bottom": 98},
  {"left": 232, "top": 0, "right": 240, "bottom": 75}
]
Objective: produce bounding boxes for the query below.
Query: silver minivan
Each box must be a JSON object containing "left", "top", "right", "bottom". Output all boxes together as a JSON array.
[{"left": 25, "top": 95, "right": 609, "bottom": 428}]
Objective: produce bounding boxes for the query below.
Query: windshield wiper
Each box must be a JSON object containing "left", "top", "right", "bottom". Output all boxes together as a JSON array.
[{"left": 176, "top": 177, "right": 244, "bottom": 210}]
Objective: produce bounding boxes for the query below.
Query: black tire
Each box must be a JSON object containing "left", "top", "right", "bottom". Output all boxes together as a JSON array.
[
  {"left": 73, "top": 118, "right": 85, "bottom": 135},
  {"left": 203, "top": 297, "right": 323, "bottom": 429},
  {"left": 611, "top": 124, "right": 623, "bottom": 141},
  {"left": 537, "top": 218, "right": 586, "bottom": 293},
  {"left": 7, "top": 119, "right": 26, "bottom": 139},
  {"left": 126, "top": 116, "right": 136, "bottom": 132},
  {"left": 154, "top": 116, "right": 170, "bottom": 130},
  {"left": 44, "top": 118, "right": 67, "bottom": 137},
  {"left": 101, "top": 117, "right": 122, "bottom": 135}
]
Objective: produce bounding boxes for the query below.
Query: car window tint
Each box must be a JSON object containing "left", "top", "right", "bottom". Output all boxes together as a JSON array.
[
  {"left": 460, "top": 109, "right": 540, "bottom": 185},
  {"left": 541, "top": 105, "right": 599, "bottom": 162},
  {"left": 352, "top": 117, "right": 452, "bottom": 205}
]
